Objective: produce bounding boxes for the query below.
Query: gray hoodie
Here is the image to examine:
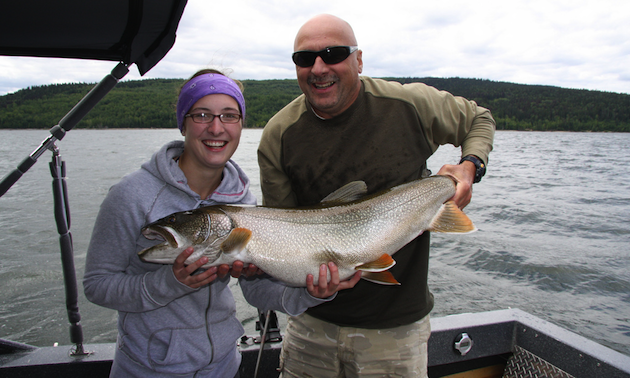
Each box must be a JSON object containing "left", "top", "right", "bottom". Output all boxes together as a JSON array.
[{"left": 84, "top": 140, "right": 329, "bottom": 377}]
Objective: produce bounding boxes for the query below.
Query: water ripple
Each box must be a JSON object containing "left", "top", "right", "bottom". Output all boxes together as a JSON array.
[{"left": 1, "top": 130, "right": 629, "bottom": 357}]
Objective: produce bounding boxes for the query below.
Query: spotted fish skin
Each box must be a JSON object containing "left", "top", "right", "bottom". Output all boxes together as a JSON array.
[{"left": 139, "top": 175, "right": 476, "bottom": 286}]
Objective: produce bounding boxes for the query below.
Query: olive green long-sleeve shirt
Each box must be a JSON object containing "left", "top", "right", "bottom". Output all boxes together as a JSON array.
[{"left": 257, "top": 76, "right": 494, "bottom": 328}]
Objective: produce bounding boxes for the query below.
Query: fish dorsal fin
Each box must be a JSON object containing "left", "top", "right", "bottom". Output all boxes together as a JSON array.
[
  {"left": 320, "top": 181, "right": 368, "bottom": 205},
  {"left": 429, "top": 201, "right": 478, "bottom": 233},
  {"left": 355, "top": 254, "right": 396, "bottom": 272},
  {"left": 361, "top": 271, "right": 401, "bottom": 285},
  {"left": 220, "top": 228, "right": 252, "bottom": 253}
]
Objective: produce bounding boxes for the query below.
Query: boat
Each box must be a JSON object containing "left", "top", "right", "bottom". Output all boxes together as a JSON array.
[
  {"left": 2, "top": 1, "right": 630, "bottom": 378},
  {"left": 2, "top": 308, "right": 630, "bottom": 377}
]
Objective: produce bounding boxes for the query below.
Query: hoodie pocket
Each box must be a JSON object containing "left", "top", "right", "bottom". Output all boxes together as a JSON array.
[{"left": 148, "top": 326, "right": 212, "bottom": 373}]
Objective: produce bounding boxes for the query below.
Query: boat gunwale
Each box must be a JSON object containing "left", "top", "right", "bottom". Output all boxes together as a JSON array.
[{"left": 2, "top": 308, "right": 629, "bottom": 378}]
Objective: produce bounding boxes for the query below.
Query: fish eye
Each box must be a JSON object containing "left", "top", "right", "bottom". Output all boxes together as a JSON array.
[{"left": 168, "top": 215, "right": 177, "bottom": 223}]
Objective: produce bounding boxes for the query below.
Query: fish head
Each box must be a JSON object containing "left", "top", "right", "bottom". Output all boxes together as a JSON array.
[
  {"left": 138, "top": 207, "right": 234, "bottom": 265},
  {"left": 143, "top": 210, "right": 211, "bottom": 245}
]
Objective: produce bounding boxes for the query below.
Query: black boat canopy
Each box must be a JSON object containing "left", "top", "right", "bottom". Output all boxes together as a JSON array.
[
  {"left": 0, "top": 0, "right": 189, "bottom": 197},
  {"left": 0, "top": 0, "right": 187, "bottom": 75}
]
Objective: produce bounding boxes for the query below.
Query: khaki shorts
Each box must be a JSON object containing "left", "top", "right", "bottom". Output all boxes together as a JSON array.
[{"left": 279, "top": 313, "right": 431, "bottom": 378}]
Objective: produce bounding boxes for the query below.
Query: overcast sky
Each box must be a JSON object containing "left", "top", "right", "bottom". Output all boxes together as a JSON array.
[{"left": 1, "top": 0, "right": 629, "bottom": 96}]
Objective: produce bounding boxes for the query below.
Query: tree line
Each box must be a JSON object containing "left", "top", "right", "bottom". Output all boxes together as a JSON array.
[{"left": 1, "top": 77, "right": 629, "bottom": 132}]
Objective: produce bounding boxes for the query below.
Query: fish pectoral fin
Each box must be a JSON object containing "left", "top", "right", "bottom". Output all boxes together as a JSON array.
[
  {"left": 360, "top": 271, "right": 401, "bottom": 285},
  {"left": 220, "top": 228, "right": 252, "bottom": 253},
  {"left": 320, "top": 181, "right": 368, "bottom": 205},
  {"left": 429, "top": 201, "right": 478, "bottom": 233},
  {"left": 355, "top": 254, "right": 396, "bottom": 272}
]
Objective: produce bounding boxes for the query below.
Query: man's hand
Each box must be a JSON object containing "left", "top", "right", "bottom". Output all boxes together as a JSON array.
[
  {"left": 437, "top": 161, "right": 476, "bottom": 209},
  {"left": 306, "top": 262, "right": 361, "bottom": 298}
]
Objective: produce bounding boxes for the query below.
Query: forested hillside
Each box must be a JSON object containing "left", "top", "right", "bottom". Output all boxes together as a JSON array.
[
  {"left": 1, "top": 77, "right": 628, "bottom": 131},
  {"left": 388, "top": 77, "right": 630, "bottom": 132}
]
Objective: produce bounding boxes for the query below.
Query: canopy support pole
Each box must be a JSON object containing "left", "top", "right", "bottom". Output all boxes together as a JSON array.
[
  {"left": 49, "top": 145, "right": 88, "bottom": 356},
  {"left": 0, "top": 62, "right": 129, "bottom": 354},
  {"left": 0, "top": 62, "right": 129, "bottom": 197}
]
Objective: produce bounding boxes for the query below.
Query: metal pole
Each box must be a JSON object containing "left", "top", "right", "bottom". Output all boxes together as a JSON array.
[
  {"left": 0, "top": 62, "right": 129, "bottom": 197},
  {"left": 50, "top": 146, "right": 88, "bottom": 356},
  {"left": 254, "top": 310, "right": 271, "bottom": 378}
]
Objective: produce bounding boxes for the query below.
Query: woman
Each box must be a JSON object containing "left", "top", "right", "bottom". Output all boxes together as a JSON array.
[{"left": 84, "top": 69, "right": 359, "bottom": 377}]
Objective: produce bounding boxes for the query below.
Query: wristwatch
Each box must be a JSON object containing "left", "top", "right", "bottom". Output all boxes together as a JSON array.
[{"left": 459, "top": 155, "right": 486, "bottom": 183}]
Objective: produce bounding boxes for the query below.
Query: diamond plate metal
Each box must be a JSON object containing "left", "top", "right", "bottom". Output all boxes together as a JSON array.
[{"left": 503, "top": 345, "right": 575, "bottom": 378}]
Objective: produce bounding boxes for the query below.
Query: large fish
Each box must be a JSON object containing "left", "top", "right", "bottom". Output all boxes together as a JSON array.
[{"left": 139, "top": 175, "right": 476, "bottom": 286}]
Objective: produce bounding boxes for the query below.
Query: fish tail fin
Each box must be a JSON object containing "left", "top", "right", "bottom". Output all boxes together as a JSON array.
[
  {"left": 220, "top": 228, "right": 252, "bottom": 252},
  {"left": 361, "top": 271, "right": 401, "bottom": 285},
  {"left": 429, "top": 201, "right": 477, "bottom": 233},
  {"left": 355, "top": 254, "right": 396, "bottom": 272}
]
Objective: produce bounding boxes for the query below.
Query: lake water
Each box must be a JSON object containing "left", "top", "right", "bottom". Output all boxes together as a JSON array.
[{"left": 0, "top": 129, "right": 628, "bottom": 357}]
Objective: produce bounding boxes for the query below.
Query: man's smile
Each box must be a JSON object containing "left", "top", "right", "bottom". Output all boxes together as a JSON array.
[{"left": 313, "top": 81, "right": 335, "bottom": 89}]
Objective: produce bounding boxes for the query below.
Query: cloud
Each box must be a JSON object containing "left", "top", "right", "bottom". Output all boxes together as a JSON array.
[{"left": 1, "top": 0, "right": 629, "bottom": 95}]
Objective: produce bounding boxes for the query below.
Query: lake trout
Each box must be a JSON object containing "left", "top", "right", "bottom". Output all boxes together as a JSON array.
[{"left": 138, "top": 175, "right": 476, "bottom": 286}]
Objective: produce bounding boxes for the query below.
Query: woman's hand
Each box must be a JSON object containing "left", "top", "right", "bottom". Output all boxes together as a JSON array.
[
  {"left": 306, "top": 262, "right": 361, "bottom": 298},
  {"left": 219, "top": 261, "right": 264, "bottom": 278},
  {"left": 173, "top": 247, "right": 219, "bottom": 289},
  {"left": 173, "top": 248, "right": 264, "bottom": 288}
]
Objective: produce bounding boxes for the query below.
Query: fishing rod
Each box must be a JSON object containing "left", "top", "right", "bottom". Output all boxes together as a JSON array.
[
  {"left": 254, "top": 310, "right": 271, "bottom": 378},
  {"left": 253, "top": 309, "right": 282, "bottom": 378}
]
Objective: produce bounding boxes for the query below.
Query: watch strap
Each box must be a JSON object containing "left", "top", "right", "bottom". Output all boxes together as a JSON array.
[{"left": 459, "top": 155, "right": 486, "bottom": 183}]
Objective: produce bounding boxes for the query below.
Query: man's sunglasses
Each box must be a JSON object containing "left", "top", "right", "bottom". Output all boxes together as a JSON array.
[{"left": 292, "top": 46, "right": 358, "bottom": 68}]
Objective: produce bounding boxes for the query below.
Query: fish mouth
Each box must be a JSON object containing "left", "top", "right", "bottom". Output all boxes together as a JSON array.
[{"left": 141, "top": 226, "right": 178, "bottom": 248}]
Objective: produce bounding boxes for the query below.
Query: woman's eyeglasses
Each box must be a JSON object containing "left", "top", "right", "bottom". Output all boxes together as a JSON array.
[
  {"left": 292, "top": 46, "right": 358, "bottom": 68},
  {"left": 185, "top": 113, "right": 242, "bottom": 124}
]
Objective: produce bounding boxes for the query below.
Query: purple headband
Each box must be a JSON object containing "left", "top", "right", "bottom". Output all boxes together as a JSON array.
[{"left": 176, "top": 73, "right": 246, "bottom": 131}]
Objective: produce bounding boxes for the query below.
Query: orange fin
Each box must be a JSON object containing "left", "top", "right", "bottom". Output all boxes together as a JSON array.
[
  {"left": 429, "top": 201, "right": 477, "bottom": 233},
  {"left": 220, "top": 228, "right": 252, "bottom": 253},
  {"left": 355, "top": 254, "right": 396, "bottom": 272},
  {"left": 361, "top": 271, "right": 401, "bottom": 285}
]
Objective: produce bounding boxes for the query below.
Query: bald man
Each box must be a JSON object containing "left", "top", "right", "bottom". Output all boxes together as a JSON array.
[{"left": 258, "top": 14, "right": 495, "bottom": 377}]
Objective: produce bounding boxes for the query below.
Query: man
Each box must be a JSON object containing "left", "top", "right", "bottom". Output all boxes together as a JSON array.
[{"left": 258, "top": 14, "right": 495, "bottom": 377}]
